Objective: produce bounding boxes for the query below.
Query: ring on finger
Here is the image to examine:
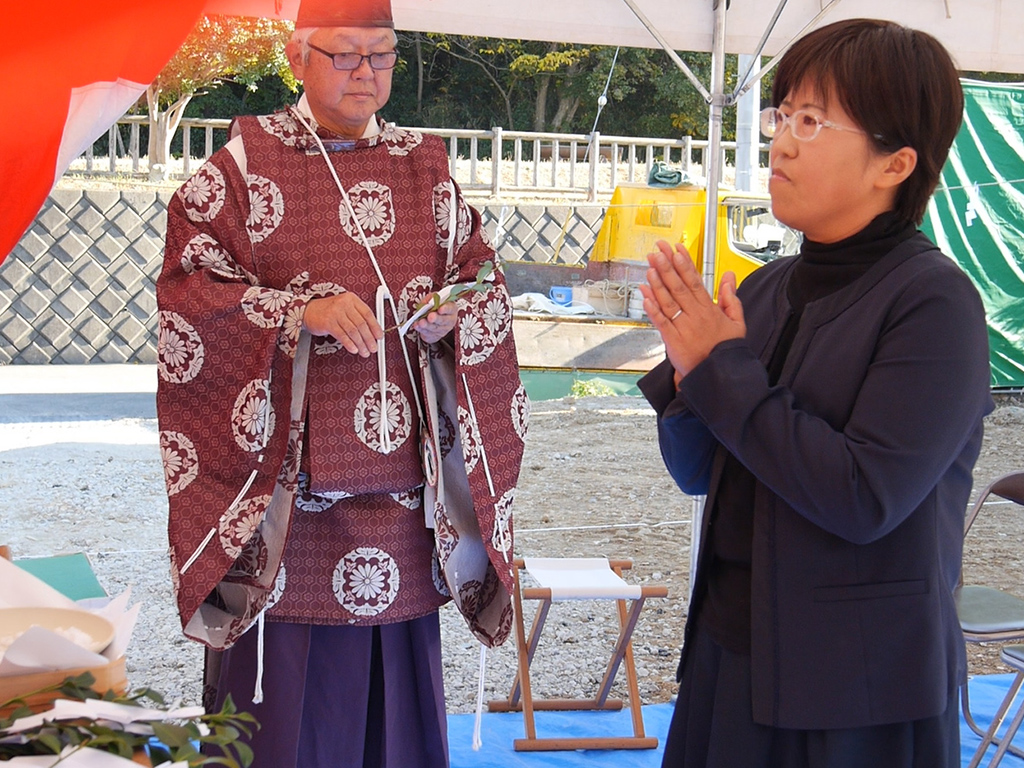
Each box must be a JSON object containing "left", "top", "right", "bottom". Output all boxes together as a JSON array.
[{"left": 670, "top": 309, "right": 683, "bottom": 321}]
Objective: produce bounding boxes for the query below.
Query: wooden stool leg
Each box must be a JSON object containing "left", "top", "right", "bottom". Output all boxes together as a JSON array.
[
  {"left": 508, "top": 598, "right": 551, "bottom": 707},
  {"left": 511, "top": 566, "right": 539, "bottom": 740},
  {"left": 596, "top": 597, "right": 646, "bottom": 707},
  {"left": 620, "top": 598, "right": 648, "bottom": 738}
]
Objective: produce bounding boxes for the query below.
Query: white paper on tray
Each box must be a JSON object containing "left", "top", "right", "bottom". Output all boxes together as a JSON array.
[
  {"left": 4, "top": 698, "right": 205, "bottom": 734},
  {"left": 94, "top": 588, "right": 139, "bottom": 662},
  {"left": 0, "top": 626, "right": 109, "bottom": 676},
  {"left": 0, "top": 557, "right": 139, "bottom": 675},
  {"left": 0, "top": 558, "right": 79, "bottom": 611}
]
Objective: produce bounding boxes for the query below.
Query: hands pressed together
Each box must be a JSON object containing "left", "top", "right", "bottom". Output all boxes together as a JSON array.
[
  {"left": 638, "top": 240, "right": 747, "bottom": 381},
  {"left": 303, "top": 293, "right": 458, "bottom": 357}
]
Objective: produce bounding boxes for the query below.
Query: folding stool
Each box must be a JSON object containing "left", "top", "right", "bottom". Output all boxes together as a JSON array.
[{"left": 487, "top": 556, "right": 669, "bottom": 751}]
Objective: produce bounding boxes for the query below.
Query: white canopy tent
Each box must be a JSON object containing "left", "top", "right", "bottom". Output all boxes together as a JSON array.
[
  {"left": 208, "top": 0, "right": 1024, "bottom": 286},
  {"left": 5, "top": 0, "right": 1021, "bottom": 264}
]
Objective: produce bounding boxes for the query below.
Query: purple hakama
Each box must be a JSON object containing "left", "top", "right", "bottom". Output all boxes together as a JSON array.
[{"left": 206, "top": 612, "right": 448, "bottom": 768}]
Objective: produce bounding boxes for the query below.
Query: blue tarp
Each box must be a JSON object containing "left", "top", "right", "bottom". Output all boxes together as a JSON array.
[{"left": 449, "top": 675, "right": 1024, "bottom": 767}]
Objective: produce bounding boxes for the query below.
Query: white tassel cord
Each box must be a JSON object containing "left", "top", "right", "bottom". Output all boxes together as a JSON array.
[
  {"left": 473, "top": 643, "right": 487, "bottom": 750},
  {"left": 253, "top": 610, "right": 266, "bottom": 704},
  {"left": 179, "top": 526, "right": 216, "bottom": 575}
]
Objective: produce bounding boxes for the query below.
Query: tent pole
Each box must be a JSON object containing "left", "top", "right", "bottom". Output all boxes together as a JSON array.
[
  {"left": 621, "top": 0, "right": 711, "bottom": 103},
  {"left": 701, "top": 0, "right": 726, "bottom": 295},
  {"left": 689, "top": 0, "right": 728, "bottom": 600}
]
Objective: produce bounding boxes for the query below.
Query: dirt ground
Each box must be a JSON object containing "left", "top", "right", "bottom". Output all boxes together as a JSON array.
[
  {"left": 1, "top": 392, "right": 1023, "bottom": 713},
  {"left": 512, "top": 394, "right": 1024, "bottom": 705}
]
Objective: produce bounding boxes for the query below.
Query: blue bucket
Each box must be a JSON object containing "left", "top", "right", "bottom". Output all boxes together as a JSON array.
[{"left": 548, "top": 286, "right": 573, "bottom": 306}]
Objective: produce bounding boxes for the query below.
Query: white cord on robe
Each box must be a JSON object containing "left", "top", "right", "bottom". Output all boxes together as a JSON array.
[
  {"left": 461, "top": 373, "right": 496, "bottom": 497},
  {"left": 473, "top": 643, "right": 487, "bottom": 750},
  {"left": 253, "top": 609, "right": 266, "bottom": 704},
  {"left": 291, "top": 108, "right": 427, "bottom": 433},
  {"left": 181, "top": 459, "right": 263, "bottom": 575},
  {"left": 375, "top": 284, "right": 392, "bottom": 453}
]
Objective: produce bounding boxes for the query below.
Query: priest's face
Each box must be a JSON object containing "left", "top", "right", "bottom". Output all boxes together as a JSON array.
[{"left": 288, "top": 26, "right": 396, "bottom": 139}]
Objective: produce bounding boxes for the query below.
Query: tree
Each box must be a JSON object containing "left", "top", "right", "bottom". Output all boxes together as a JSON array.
[
  {"left": 428, "top": 35, "right": 526, "bottom": 129},
  {"left": 507, "top": 43, "right": 593, "bottom": 132},
  {"left": 145, "top": 15, "right": 294, "bottom": 180}
]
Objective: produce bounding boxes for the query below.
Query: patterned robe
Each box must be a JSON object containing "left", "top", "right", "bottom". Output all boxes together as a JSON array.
[{"left": 157, "top": 103, "right": 527, "bottom": 651}]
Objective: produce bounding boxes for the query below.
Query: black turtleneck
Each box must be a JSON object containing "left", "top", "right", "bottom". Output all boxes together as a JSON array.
[{"left": 700, "top": 211, "right": 917, "bottom": 655}]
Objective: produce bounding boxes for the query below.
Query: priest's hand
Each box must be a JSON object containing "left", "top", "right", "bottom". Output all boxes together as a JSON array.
[
  {"left": 303, "top": 294, "right": 382, "bottom": 357},
  {"left": 639, "top": 240, "right": 746, "bottom": 380},
  {"left": 413, "top": 298, "right": 458, "bottom": 344}
]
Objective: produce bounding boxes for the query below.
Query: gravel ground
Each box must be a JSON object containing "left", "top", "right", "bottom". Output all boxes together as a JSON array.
[{"left": 2, "top": 389, "right": 1023, "bottom": 716}]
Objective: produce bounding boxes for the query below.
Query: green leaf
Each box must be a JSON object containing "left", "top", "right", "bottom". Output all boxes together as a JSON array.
[
  {"left": 36, "top": 732, "right": 64, "bottom": 754},
  {"left": 169, "top": 741, "right": 202, "bottom": 760},
  {"left": 0, "top": 682, "right": 260, "bottom": 766},
  {"left": 152, "top": 721, "right": 194, "bottom": 748},
  {"left": 235, "top": 741, "right": 255, "bottom": 767},
  {"left": 149, "top": 744, "right": 174, "bottom": 764},
  {"left": 211, "top": 724, "right": 241, "bottom": 743}
]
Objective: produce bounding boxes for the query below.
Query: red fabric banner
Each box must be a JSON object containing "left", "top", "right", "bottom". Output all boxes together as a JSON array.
[{"left": 0, "top": 0, "right": 207, "bottom": 264}]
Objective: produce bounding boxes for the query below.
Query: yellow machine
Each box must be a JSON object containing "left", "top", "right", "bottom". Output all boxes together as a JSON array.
[{"left": 591, "top": 183, "right": 801, "bottom": 297}]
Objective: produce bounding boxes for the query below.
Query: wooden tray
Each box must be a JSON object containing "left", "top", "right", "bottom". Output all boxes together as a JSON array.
[{"left": 0, "top": 655, "right": 127, "bottom": 718}]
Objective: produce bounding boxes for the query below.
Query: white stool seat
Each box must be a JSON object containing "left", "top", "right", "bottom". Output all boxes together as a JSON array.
[
  {"left": 523, "top": 557, "right": 642, "bottom": 601},
  {"left": 487, "top": 557, "right": 667, "bottom": 751}
]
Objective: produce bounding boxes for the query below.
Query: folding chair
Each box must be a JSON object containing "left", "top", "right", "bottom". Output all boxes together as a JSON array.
[
  {"left": 487, "top": 557, "right": 668, "bottom": 751},
  {"left": 967, "top": 645, "right": 1024, "bottom": 768},
  {"left": 958, "top": 471, "right": 1024, "bottom": 761}
]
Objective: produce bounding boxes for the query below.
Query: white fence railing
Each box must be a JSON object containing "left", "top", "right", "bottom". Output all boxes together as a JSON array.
[{"left": 76, "top": 116, "right": 769, "bottom": 200}]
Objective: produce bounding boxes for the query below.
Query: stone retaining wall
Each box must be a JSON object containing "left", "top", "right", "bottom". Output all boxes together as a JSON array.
[{"left": 0, "top": 190, "right": 605, "bottom": 364}]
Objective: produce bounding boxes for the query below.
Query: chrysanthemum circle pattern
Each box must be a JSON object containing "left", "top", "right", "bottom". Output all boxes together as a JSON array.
[
  {"left": 246, "top": 174, "right": 285, "bottom": 243},
  {"left": 334, "top": 547, "right": 400, "bottom": 616},
  {"left": 181, "top": 233, "right": 231, "bottom": 275},
  {"left": 492, "top": 488, "right": 515, "bottom": 555},
  {"left": 219, "top": 495, "right": 271, "bottom": 560},
  {"left": 160, "top": 430, "right": 199, "bottom": 496},
  {"left": 158, "top": 311, "right": 205, "bottom": 384},
  {"left": 180, "top": 165, "right": 225, "bottom": 223},
  {"left": 258, "top": 112, "right": 306, "bottom": 147},
  {"left": 266, "top": 564, "right": 287, "bottom": 610},
  {"left": 231, "top": 379, "right": 276, "bottom": 452},
  {"left": 457, "top": 288, "right": 509, "bottom": 365},
  {"left": 338, "top": 181, "right": 395, "bottom": 247},
  {"left": 380, "top": 124, "right": 423, "bottom": 156},
  {"left": 241, "top": 286, "right": 290, "bottom": 329},
  {"left": 511, "top": 384, "right": 530, "bottom": 442},
  {"left": 399, "top": 275, "right": 434, "bottom": 324},
  {"left": 354, "top": 382, "right": 412, "bottom": 454},
  {"left": 458, "top": 406, "right": 481, "bottom": 473}
]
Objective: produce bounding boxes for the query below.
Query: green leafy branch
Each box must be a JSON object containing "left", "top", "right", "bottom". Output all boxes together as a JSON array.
[
  {"left": 0, "top": 672, "right": 258, "bottom": 767},
  {"left": 386, "top": 260, "right": 495, "bottom": 333}
]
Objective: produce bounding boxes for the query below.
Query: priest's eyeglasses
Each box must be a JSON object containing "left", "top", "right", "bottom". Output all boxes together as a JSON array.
[
  {"left": 308, "top": 44, "right": 399, "bottom": 71},
  {"left": 759, "top": 107, "right": 866, "bottom": 142}
]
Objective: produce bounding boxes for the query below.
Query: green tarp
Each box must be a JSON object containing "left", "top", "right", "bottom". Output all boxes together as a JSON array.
[
  {"left": 519, "top": 369, "right": 642, "bottom": 401},
  {"left": 922, "top": 80, "right": 1024, "bottom": 389}
]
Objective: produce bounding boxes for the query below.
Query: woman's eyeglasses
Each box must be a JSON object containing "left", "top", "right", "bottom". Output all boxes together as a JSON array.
[{"left": 759, "top": 107, "right": 866, "bottom": 142}]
